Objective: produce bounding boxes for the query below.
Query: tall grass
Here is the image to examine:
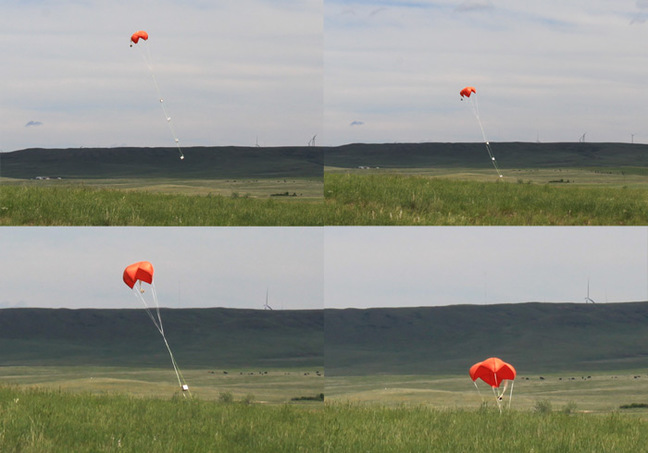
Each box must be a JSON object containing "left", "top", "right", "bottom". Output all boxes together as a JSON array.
[
  {"left": 0, "top": 185, "right": 327, "bottom": 226},
  {"left": 0, "top": 386, "right": 323, "bottom": 453},
  {"left": 325, "top": 173, "right": 648, "bottom": 225},
  {"left": 2, "top": 386, "right": 647, "bottom": 452},
  {"left": 4, "top": 174, "right": 648, "bottom": 225},
  {"left": 324, "top": 403, "right": 648, "bottom": 452}
]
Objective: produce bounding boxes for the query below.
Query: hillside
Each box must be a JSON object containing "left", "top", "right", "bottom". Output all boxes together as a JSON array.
[
  {"left": 5, "top": 142, "right": 647, "bottom": 181},
  {"left": 325, "top": 302, "right": 648, "bottom": 376},
  {"left": 3, "top": 303, "right": 647, "bottom": 375},
  {"left": 1, "top": 146, "right": 323, "bottom": 180},
  {"left": 325, "top": 142, "right": 648, "bottom": 171},
  {"left": 0, "top": 308, "right": 323, "bottom": 369}
]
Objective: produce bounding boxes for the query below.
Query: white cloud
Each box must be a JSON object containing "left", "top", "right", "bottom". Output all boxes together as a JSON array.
[
  {"left": 455, "top": 0, "right": 494, "bottom": 12},
  {"left": 1, "top": 0, "right": 322, "bottom": 151},
  {"left": 323, "top": 1, "right": 648, "bottom": 145},
  {"left": 4, "top": 1, "right": 648, "bottom": 149},
  {"left": 632, "top": 0, "right": 648, "bottom": 23}
]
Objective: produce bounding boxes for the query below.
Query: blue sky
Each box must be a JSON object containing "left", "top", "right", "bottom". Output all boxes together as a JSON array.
[
  {"left": 323, "top": 0, "right": 648, "bottom": 145},
  {"left": 3, "top": 1, "right": 648, "bottom": 150},
  {"left": 325, "top": 227, "right": 648, "bottom": 308},
  {"left": 1, "top": 227, "right": 646, "bottom": 310},
  {"left": 0, "top": 227, "right": 324, "bottom": 310},
  {"left": 1, "top": 0, "right": 322, "bottom": 151}
]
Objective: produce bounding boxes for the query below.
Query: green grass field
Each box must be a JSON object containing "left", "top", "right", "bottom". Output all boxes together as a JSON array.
[
  {"left": 325, "top": 371, "right": 648, "bottom": 413},
  {"left": 4, "top": 142, "right": 648, "bottom": 225},
  {"left": 2, "top": 175, "right": 323, "bottom": 198},
  {"left": 323, "top": 141, "right": 648, "bottom": 225},
  {"left": 323, "top": 403, "right": 648, "bottom": 452},
  {"left": 1, "top": 302, "right": 647, "bottom": 451},
  {"left": 0, "top": 145, "right": 325, "bottom": 225},
  {"left": 0, "top": 366, "right": 324, "bottom": 404},
  {"left": 1, "top": 369, "right": 647, "bottom": 452},
  {"left": 323, "top": 368, "right": 648, "bottom": 451},
  {"left": 0, "top": 364, "right": 324, "bottom": 451},
  {"left": 5, "top": 173, "right": 648, "bottom": 225},
  {"left": 0, "top": 385, "right": 324, "bottom": 453},
  {"left": 0, "top": 184, "right": 327, "bottom": 226},
  {"left": 326, "top": 165, "right": 648, "bottom": 187},
  {"left": 324, "top": 173, "right": 648, "bottom": 225}
]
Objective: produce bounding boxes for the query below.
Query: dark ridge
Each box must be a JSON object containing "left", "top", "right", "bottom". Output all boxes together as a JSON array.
[
  {"left": 324, "top": 142, "right": 648, "bottom": 170},
  {"left": 4, "top": 302, "right": 647, "bottom": 374},
  {"left": 0, "top": 307, "right": 323, "bottom": 368},
  {"left": 1, "top": 146, "right": 323, "bottom": 179},
  {"left": 325, "top": 302, "right": 648, "bottom": 375}
]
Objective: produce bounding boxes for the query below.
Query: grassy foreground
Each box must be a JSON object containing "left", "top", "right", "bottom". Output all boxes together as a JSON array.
[
  {"left": 0, "top": 365, "right": 325, "bottom": 406},
  {"left": 0, "top": 386, "right": 323, "bottom": 453},
  {"left": 324, "top": 403, "right": 648, "bottom": 452},
  {"left": 4, "top": 173, "right": 648, "bottom": 225},
  {"left": 324, "top": 371, "right": 648, "bottom": 414},
  {"left": 0, "top": 185, "right": 327, "bottom": 226},
  {"left": 325, "top": 173, "right": 648, "bottom": 225},
  {"left": 1, "top": 385, "right": 647, "bottom": 452}
]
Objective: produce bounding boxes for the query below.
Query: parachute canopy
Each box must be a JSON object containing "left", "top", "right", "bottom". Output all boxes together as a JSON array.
[
  {"left": 469, "top": 357, "right": 516, "bottom": 388},
  {"left": 130, "top": 30, "right": 149, "bottom": 44},
  {"left": 460, "top": 86, "right": 476, "bottom": 98},
  {"left": 123, "top": 261, "right": 154, "bottom": 289}
]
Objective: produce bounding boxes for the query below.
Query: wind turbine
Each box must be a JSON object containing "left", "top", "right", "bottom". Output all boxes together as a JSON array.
[
  {"left": 585, "top": 279, "right": 596, "bottom": 304},
  {"left": 263, "top": 288, "right": 273, "bottom": 310}
]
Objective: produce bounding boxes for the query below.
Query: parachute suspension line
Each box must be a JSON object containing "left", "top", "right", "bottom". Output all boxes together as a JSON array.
[
  {"left": 129, "top": 283, "right": 191, "bottom": 397},
  {"left": 473, "top": 380, "right": 484, "bottom": 401},
  {"left": 159, "top": 327, "right": 189, "bottom": 395},
  {"left": 130, "top": 284, "right": 163, "bottom": 337},
  {"left": 508, "top": 380, "right": 514, "bottom": 409},
  {"left": 136, "top": 42, "right": 185, "bottom": 160},
  {"left": 148, "top": 283, "right": 191, "bottom": 397},
  {"left": 469, "top": 96, "right": 503, "bottom": 179},
  {"left": 149, "top": 283, "right": 165, "bottom": 336},
  {"left": 499, "top": 379, "right": 509, "bottom": 402}
]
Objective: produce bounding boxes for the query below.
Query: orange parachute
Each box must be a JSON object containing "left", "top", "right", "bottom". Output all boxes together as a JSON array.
[
  {"left": 460, "top": 86, "right": 476, "bottom": 99},
  {"left": 469, "top": 357, "right": 516, "bottom": 388},
  {"left": 129, "top": 29, "right": 185, "bottom": 160},
  {"left": 123, "top": 261, "right": 154, "bottom": 289},
  {"left": 122, "top": 260, "right": 190, "bottom": 395},
  {"left": 459, "top": 85, "right": 502, "bottom": 178},
  {"left": 130, "top": 30, "right": 149, "bottom": 45}
]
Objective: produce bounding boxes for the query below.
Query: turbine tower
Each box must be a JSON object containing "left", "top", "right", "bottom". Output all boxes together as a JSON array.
[
  {"left": 585, "top": 279, "right": 596, "bottom": 304},
  {"left": 263, "top": 288, "right": 273, "bottom": 310}
]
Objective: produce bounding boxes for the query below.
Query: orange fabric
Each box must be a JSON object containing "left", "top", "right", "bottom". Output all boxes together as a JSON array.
[
  {"left": 460, "top": 86, "right": 476, "bottom": 98},
  {"left": 469, "top": 357, "right": 516, "bottom": 388},
  {"left": 123, "top": 261, "right": 154, "bottom": 288},
  {"left": 130, "top": 30, "right": 149, "bottom": 44}
]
